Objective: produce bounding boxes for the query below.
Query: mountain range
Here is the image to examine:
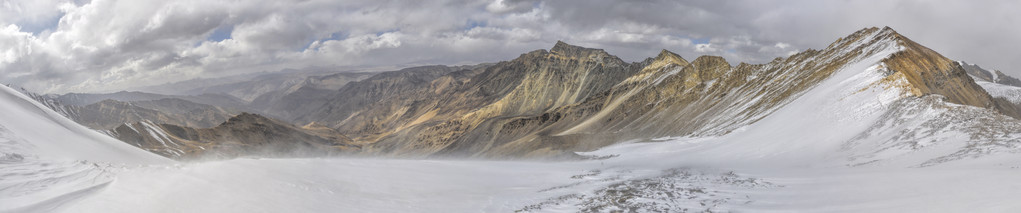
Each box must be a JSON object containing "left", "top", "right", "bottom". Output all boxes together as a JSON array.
[
  {"left": 6, "top": 26, "right": 1021, "bottom": 212},
  {"left": 12, "top": 27, "right": 1021, "bottom": 164}
]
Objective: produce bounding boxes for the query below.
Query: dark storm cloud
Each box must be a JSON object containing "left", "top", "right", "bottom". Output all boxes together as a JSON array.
[{"left": 0, "top": 0, "right": 1018, "bottom": 93}]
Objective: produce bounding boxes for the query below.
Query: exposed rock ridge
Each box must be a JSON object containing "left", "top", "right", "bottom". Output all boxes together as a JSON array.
[
  {"left": 447, "top": 26, "right": 933, "bottom": 157},
  {"left": 875, "top": 26, "right": 1021, "bottom": 118}
]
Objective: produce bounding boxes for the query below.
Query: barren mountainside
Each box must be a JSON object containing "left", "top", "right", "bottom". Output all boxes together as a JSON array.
[
  {"left": 252, "top": 27, "right": 1018, "bottom": 159},
  {"left": 20, "top": 27, "right": 1021, "bottom": 162},
  {"left": 318, "top": 42, "right": 646, "bottom": 156}
]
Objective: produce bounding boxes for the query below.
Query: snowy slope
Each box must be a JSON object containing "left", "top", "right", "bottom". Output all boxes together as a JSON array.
[
  {"left": 566, "top": 37, "right": 1021, "bottom": 169},
  {"left": 0, "top": 84, "right": 171, "bottom": 212},
  {"left": 978, "top": 81, "right": 1021, "bottom": 105},
  {"left": 962, "top": 60, "right": 1021, "bottom": 106},
  {"left": 0, "top": 85, "right": 170, "bottom": 164}
]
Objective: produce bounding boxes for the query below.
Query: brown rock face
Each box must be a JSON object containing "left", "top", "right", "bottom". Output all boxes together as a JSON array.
[
  {"left": 879, "top": 27, "right": 1021, "bottom": 118},
  {"left": 350, "top": 42, "right": 643, "bottom": 156}
]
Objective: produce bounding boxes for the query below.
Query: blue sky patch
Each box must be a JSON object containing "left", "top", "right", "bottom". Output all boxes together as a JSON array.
[
  {"left": 207, "top": 25, "right": 234, "bottom": 42},
  {"left": 17, "top": 12, "right": 64, "bottom": 35},
  {"left": 465, "top": 20, "right": 487, "bottom": 30},
  {"left": 302, "top": 31, "right": 349, "bottom": 51}
]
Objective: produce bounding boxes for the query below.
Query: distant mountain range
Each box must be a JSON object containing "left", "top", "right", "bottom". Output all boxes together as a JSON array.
[{"left": 15, "top": 27, "right": 1021, "bottom": 163}]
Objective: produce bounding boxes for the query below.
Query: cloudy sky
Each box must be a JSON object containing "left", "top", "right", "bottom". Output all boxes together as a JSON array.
[{"left": 1, "top": 0, "right": 1018, "bottom": 94}]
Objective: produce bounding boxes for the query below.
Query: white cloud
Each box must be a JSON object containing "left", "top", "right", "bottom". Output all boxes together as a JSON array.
[
  {"left": 0, "top": 25, "right": 32, "bottom": 64},
  {"left": 774, "top": 42, "right": 790, "bottom": 49},
  {"left": 485, "top": 0, "right": 537, "bottom": 14},
  {"left": 0, "top": 0, "right": 1019, "bottom": 94},
  {"left": 695, "top": 43, "right": 717, "bottom": 53}
]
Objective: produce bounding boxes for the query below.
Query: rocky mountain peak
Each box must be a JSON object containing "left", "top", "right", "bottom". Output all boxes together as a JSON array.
[
  {"left": 549, "top": 41, "right": 613, "bottom": 60},
  {"left": 683, "top": 55, "right": 732, "bottom": 84},
  {"left": 826, "top": 26, "right": 902, "bottom": 52},
  {"left": 550, "top": 40, "right": 577, "bottom": 52},
  {"left": 634, "top": 50, "right": 689, "bottom": 74},
  {"left": 879, "top": 26, "right": 898, "bottom": 35},
  {"left": 690, "top": 55, "right": 729, "bottom": 67},
  {"left": 861, "top": 26, "right": 1021, "bottom": 118},
  {"left": 653, "top": 49, "right": 689, "bottom": 67},
  {"left": 960, "top": 61, "right": 997, "bottom": 81}
]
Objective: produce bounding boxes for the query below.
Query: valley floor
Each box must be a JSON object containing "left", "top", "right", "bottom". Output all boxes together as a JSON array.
[{"left": 4, "top": 137, "right": 1021, "bottom": 213}]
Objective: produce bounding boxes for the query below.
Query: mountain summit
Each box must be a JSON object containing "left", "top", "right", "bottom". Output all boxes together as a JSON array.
[{"left": 550, "top": 41, "right": 606, "bottom": 57}]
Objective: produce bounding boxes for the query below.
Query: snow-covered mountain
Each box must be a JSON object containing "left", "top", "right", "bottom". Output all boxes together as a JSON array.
[
  {"left": 0, "top": 85, "right": 170, "bottom": 164},
  {"left": 961, "top": 61, "right": 1021, "bottom": 87},
  {"left": 962, "top": 61, "right": 1021, "bottom": 105},
  {"left": 4, "top": 27, "right": 1021, "bottom": 212},
  {"left": 0, "top": 84, "right": 171, "bottom": 211}
]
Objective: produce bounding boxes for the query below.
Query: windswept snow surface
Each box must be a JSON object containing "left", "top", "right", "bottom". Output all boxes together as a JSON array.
[
  {"left": 6, "top": 43, "right": 1021, "bottom": 212},
  {"left": 0, "top": 86, "right": 170, "bottom": 164},
  {"left": 0, "top": 85, "right": 170, "bottom": 212},
  {"left": 978, "top": 81, "right": 1021, "bottom": 104}
]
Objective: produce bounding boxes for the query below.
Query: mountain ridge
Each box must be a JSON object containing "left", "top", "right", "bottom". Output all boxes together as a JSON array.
[{"left": 16, "top": 26, "right": 1021, "bottom": 162}]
